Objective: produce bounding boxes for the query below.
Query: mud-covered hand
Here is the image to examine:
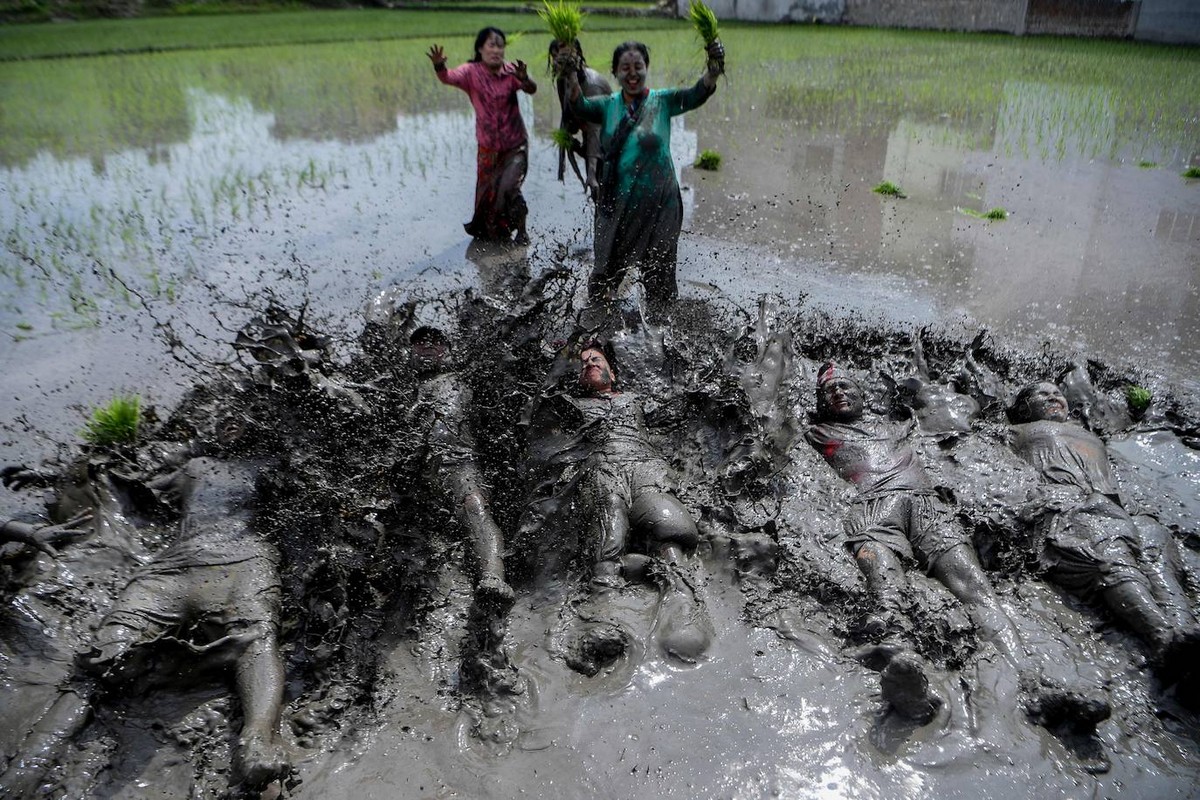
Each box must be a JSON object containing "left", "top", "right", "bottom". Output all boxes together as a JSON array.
[
  {"left": 705, "top": 40, "right": 725, "bottom": 77},
  {"left": 554, "top": 48, "right": 581, "bottom": 76},
  {"left": 2, "top": 512, "right": 92, "bottom": 556},
  {"left": 1, "top": 464, "right": 55, "bottom": 491},
  {"left": 427, "top": 44, "right": 447, "bottom": 69},
  {"left": 513, "top": 59, "right": 529, "bottom": 82}
]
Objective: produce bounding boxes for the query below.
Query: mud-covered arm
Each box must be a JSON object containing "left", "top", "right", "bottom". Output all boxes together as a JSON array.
[
  {"left": 1, "top": 464, "right": 58, "bottom": 491},
  {"left": 1, "top": 513, "right": 93, "bottom": 555},
  {"left": 669, "top": 41, "right": 724, "bottom": 115}
]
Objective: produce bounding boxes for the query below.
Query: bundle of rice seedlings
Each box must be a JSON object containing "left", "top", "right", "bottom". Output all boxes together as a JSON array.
[
  {"left": 873, "top": 181, "right": 906, "bottom": 198},
  {"left": 82, "top": 394, "right": 141, "bottom": 447},
  {"left": 1125, "top": 385, "right": 1152, "bottom": 413},
  {"left": 688, "top": 0, "right": 720, "bottom": 45},
  {"left": 551, "top": 128, "right": 576, "bottom": 151},
  {"left": 539, "top": 0, "right": 584, "bottom": 46}
]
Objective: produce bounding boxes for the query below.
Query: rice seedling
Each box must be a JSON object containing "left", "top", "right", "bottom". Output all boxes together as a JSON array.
[
  {"left": 1125, "top": 385, "right": 1151, "bottom": 413},
  {"left": 539, "top": 0, "right": 584, "bottom": 46},
  {"left": 695, "top": 149, "right": 722, "bottom": 170},
  {"left": 873, "top": 181, "right": 906, "bottom": 198},
  {"left": 82, "top": 394, "right": 141, "bottom": 446},
  {"left": 688, "top": 0, "right": 720, "bottom": 45},
  {"left": 551, "top": 128, "right": 576, "bottom": 151},
  {"left": 1184, "top": 166, "right": 1200, "bottom": 179},
  {"left": 958, "top": 206, "right": 1008, "bottom": 220},
  {"left": 1137, "top": 160, "right": 1157, "bottom": 168}
]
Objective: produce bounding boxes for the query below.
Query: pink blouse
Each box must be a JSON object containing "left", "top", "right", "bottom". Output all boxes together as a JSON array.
[{"left": 438, "top": 62, "right": 528, "bottom": 152}]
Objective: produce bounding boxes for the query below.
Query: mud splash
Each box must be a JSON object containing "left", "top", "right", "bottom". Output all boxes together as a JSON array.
[{"left": 2, "top": 250, "right": 1199, "bottom": 798}]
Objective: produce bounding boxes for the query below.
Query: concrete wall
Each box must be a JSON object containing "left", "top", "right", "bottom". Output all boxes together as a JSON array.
[
  {"left": 1025, "top": 0, "right": 1138, "bottom": 38},
  {"left": 842, "top": 0, "right": 1026, "bottom": 33},
  {"left": 1135, "top": 0, "right": 1200, "bottom": 43},
  {"left": 679, "top": 0, "right": 1200, "bottom": 43},
  {"left": 680, "top": 0, "right": 843, "bottom": 24}
]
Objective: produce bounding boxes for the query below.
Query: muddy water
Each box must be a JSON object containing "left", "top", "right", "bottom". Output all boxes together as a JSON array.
[{"left": 2, "top": 30, "right": 1199, "bottom": 800}]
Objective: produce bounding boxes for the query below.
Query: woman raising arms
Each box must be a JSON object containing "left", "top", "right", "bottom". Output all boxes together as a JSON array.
[
  {"left": 559, "top": 39, "right": 724, "bottom": 308},
  {"left": 429, "top": 28, "right": 537, "bottom": 244}
]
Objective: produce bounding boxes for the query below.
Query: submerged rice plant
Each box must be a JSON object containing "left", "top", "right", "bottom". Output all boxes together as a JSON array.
[
  {"left": 1125, "top": 385, "right": 1152, "bottom": 413},
  {"left": 82, "top": 394, "right": 141, "bottom": 446},
  {"left": 695, "top": 149, "right": 722, "bottom": 170},
  {"left": 873, "top": 181, "right": 906, "bottom": 198}
]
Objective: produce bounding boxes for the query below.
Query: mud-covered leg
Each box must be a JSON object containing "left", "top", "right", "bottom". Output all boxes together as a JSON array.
[
  {"left": 0, "top": 686, "right": 93, "bottom": 797},
  {"left": 852, "top": 542, "right": 908, "bottom": 636},
  {"left": 630, "top": 492, "right": 713, "bottom": 663},
  {"left": 460, "top": 488, "right": 514, "bottom": 612},
  {"left": 564, "top": 493, "right": 632, "bottom": 676},
  {"left": 931, "top": 546, "right": 1023, "bottom": 665},
  {"left": 233, "top": 625, "right": 290, "bottom": 788}
]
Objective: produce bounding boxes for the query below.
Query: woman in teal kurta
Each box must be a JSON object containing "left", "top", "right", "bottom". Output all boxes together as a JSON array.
[{"left": 561, "top": 41, "right": 724, "bottom": 306}]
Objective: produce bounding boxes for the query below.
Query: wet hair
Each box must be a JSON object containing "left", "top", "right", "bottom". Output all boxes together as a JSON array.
[
  {"left": 1007, "top": 381, "right": 1053, "bottom": 424},
  {"left": 409, "top": 325, "right": 450, "bottom": 348},
  {"left": 548, "top": 38, "right": 587, "bottom": 72},
  {"left": 471, "top": 27, "right": 506, "bottom": 63},
  {"left": 611, "top": 41, "right": 650, "bottom": 76},
  {"left": 577, "top": 339, "right": 619, "bottom": 390}
]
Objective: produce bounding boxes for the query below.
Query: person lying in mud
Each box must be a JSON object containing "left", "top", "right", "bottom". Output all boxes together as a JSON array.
[
  {"left": 523, "top": 342, "right": 712, "bottom": 675},
  {"left": 805, "top": 363, "right": 1028, "bottom": 722},
  {"left": 1, "top": 429, "right": 290, "bottom": 795},
  {"left": 400, "top": 325, "right": 513, "bottom": 610},
  {"left": 548, "top": 38, "right": 611, "bottom": 198},
  {"left": 1008, "top": 382, "right": 1200, "bottom": 677}
]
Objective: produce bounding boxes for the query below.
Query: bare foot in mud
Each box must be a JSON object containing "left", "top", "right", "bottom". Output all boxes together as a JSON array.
[
  {"left": 236, "top": 732, "right": 290, "bottom": 788},
  {"left": 656, "top": 590, "right": 714, "bottom": 664},
  {"left": 566, "top": 622, "right": 629, "bottom": 677},
  {"left": 880, "top": 653, "right": 942, "bottom": 723},
  {"left": 476, "top": 575, "right": 515, "bottom": 613}
]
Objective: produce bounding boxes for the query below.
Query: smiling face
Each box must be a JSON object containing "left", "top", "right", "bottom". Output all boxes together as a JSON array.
[
  {"left": 479, "top": 32, "right": 506, "bottom": 70},
  {"left": 579, "top": 348, "right": 616, "bottom": 395},
  {"left": 818, "top": 377, "right": 864, "bottom": 422},
  {"left": 615, "top": 49, "right": 648, "bottom": 98},
  {"left": 1020, "top": 382, "right": 1070, "bottom": 422}
]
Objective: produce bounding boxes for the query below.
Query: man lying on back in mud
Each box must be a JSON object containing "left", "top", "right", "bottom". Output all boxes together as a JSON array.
[
  {"left": 1, "top": 418, "right": 290, "bottom": 795},
  {"left": 522, "top": 341, "right": 712, "bottom": 675},
  {"left": 805, "top": 363, "right": 1048, "bottom": 722},
  {"left": 1008, "top": 381, "right": 1200, "bottom": 687},
  {"left": 400, "top": 325, "right": 513, "bottom": 610}
]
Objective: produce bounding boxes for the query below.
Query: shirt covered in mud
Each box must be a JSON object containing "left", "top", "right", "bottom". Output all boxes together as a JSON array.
[
  {"left": 1009, "top": 420, "right": 1120, "bottom": 500},
  {"left": 402, "top": 372, "right": 489, "bottom": 508},
  {"left": 804, "top": 419, "right": 935, "bottom": 501},
  {"left": 437, "top": 62, "right": 528, "bottom": 152}
]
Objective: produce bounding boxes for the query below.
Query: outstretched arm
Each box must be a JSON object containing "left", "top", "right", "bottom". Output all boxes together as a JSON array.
[
  {"left": 700, "top": 40, "right": 724, "bottom": 93},
  {"left": 512, "top": 59, "right": 537, "bottom": 95},
  {"left": 1, "top": 512, "right": 93, "bottom": 555}
]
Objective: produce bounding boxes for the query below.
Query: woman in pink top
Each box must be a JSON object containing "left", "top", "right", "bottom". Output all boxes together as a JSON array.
[{"left": 428, "top": 28, "right": 537, "bottom": 244}]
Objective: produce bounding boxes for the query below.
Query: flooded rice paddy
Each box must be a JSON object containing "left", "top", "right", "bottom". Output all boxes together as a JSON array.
[{"left": 1, "top": 22, "right": 1199, "bottom": 800}]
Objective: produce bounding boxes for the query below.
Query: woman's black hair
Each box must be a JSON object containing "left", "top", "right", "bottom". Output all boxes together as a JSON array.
[
  {"left": 611, "top": 41, "right": 650, "bottom": 76},
  {"left": 471, "top": 27, "right": 506, "bottom": 63},
  {"left": 1007, "top": 382, "right": 1044, "bottom": 424}
]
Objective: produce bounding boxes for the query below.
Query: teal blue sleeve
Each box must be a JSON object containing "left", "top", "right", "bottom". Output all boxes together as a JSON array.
[
  {"left": 573, "top": 94, "right": 606, "bottom": 124},
  {"left": 666, "top": 79, "right": 715, "bottom": 116}
]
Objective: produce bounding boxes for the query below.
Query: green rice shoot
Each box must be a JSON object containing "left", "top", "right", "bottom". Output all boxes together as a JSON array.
[
  {"left": 958, "top": 206, "right": 1008, "bottom": 220},
  {"left": 1125, "top": 385, "right": 1152, "bottom": 413},
  {"left": 539, "top": 0, "right": 584, "bottom": 45},
  {"left": 1184, "top": 166, "right": 1200, "bottom": 179},
  {"left": 695, "top": 149, "right": 721, "bottom": 170},
  {"left": 82, "top": 394, "right": 141, "bottom": 446},
  {"left": 551, "top": 128, "right": 575, "bottom": 151},
  {"left": 1137, "top": 160, "right": 1158, "bottom": 169},
  {"left": 873, "top": 180, "right": 906, "bottom": 198},
  {"left": 688, "top": 0, "right": 720, "bottom": 45}
]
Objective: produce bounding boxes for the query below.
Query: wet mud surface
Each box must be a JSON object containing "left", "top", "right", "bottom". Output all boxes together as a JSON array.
[{"left": 2, "top": 31, "right": 1199, "bottom": 800}]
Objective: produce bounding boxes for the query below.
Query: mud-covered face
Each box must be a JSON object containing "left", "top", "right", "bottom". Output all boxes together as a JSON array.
[
  {"left": 819, "top": 377, "right": 863, "bottom": 421},
  {"left": 479, "top": 33, "right": 506, "bottom": 70},
  {"left": 579, "top": 348, "right": 615, "bottom": 395},
  {"left": 615, "top": 50, "right": 648, "bottom": 97},
  {"left": 1023, "top": 382, "right": 1070, "bottom": 422},
  {"left": 410, "top": 338, "right": 449, "bottom": 374}
]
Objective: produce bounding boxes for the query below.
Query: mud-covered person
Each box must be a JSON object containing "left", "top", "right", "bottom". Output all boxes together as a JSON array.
[
  {"left": 557, "top": 40, "right": 724, "bottom": 308},
  {"left": 2, "top": 417, "right": 290, "bottom": 795},
  {"left": 805, "top": 363, "right": 1027, "bottom": 722},
  {"left": 547, "top": 38, "right": 611, "bottom": 198},
  {"left": 521, "top": 341, "right": 713, "bottom": 675},
  {"left": 1008, "top": 382, "right": 1200, "bottom": 683},
  {"left": 399, "top": 325, "right": 513, "bottom": 610},
  {"left": 428, "top": 27, "right": 536, "bottom": 244}
]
